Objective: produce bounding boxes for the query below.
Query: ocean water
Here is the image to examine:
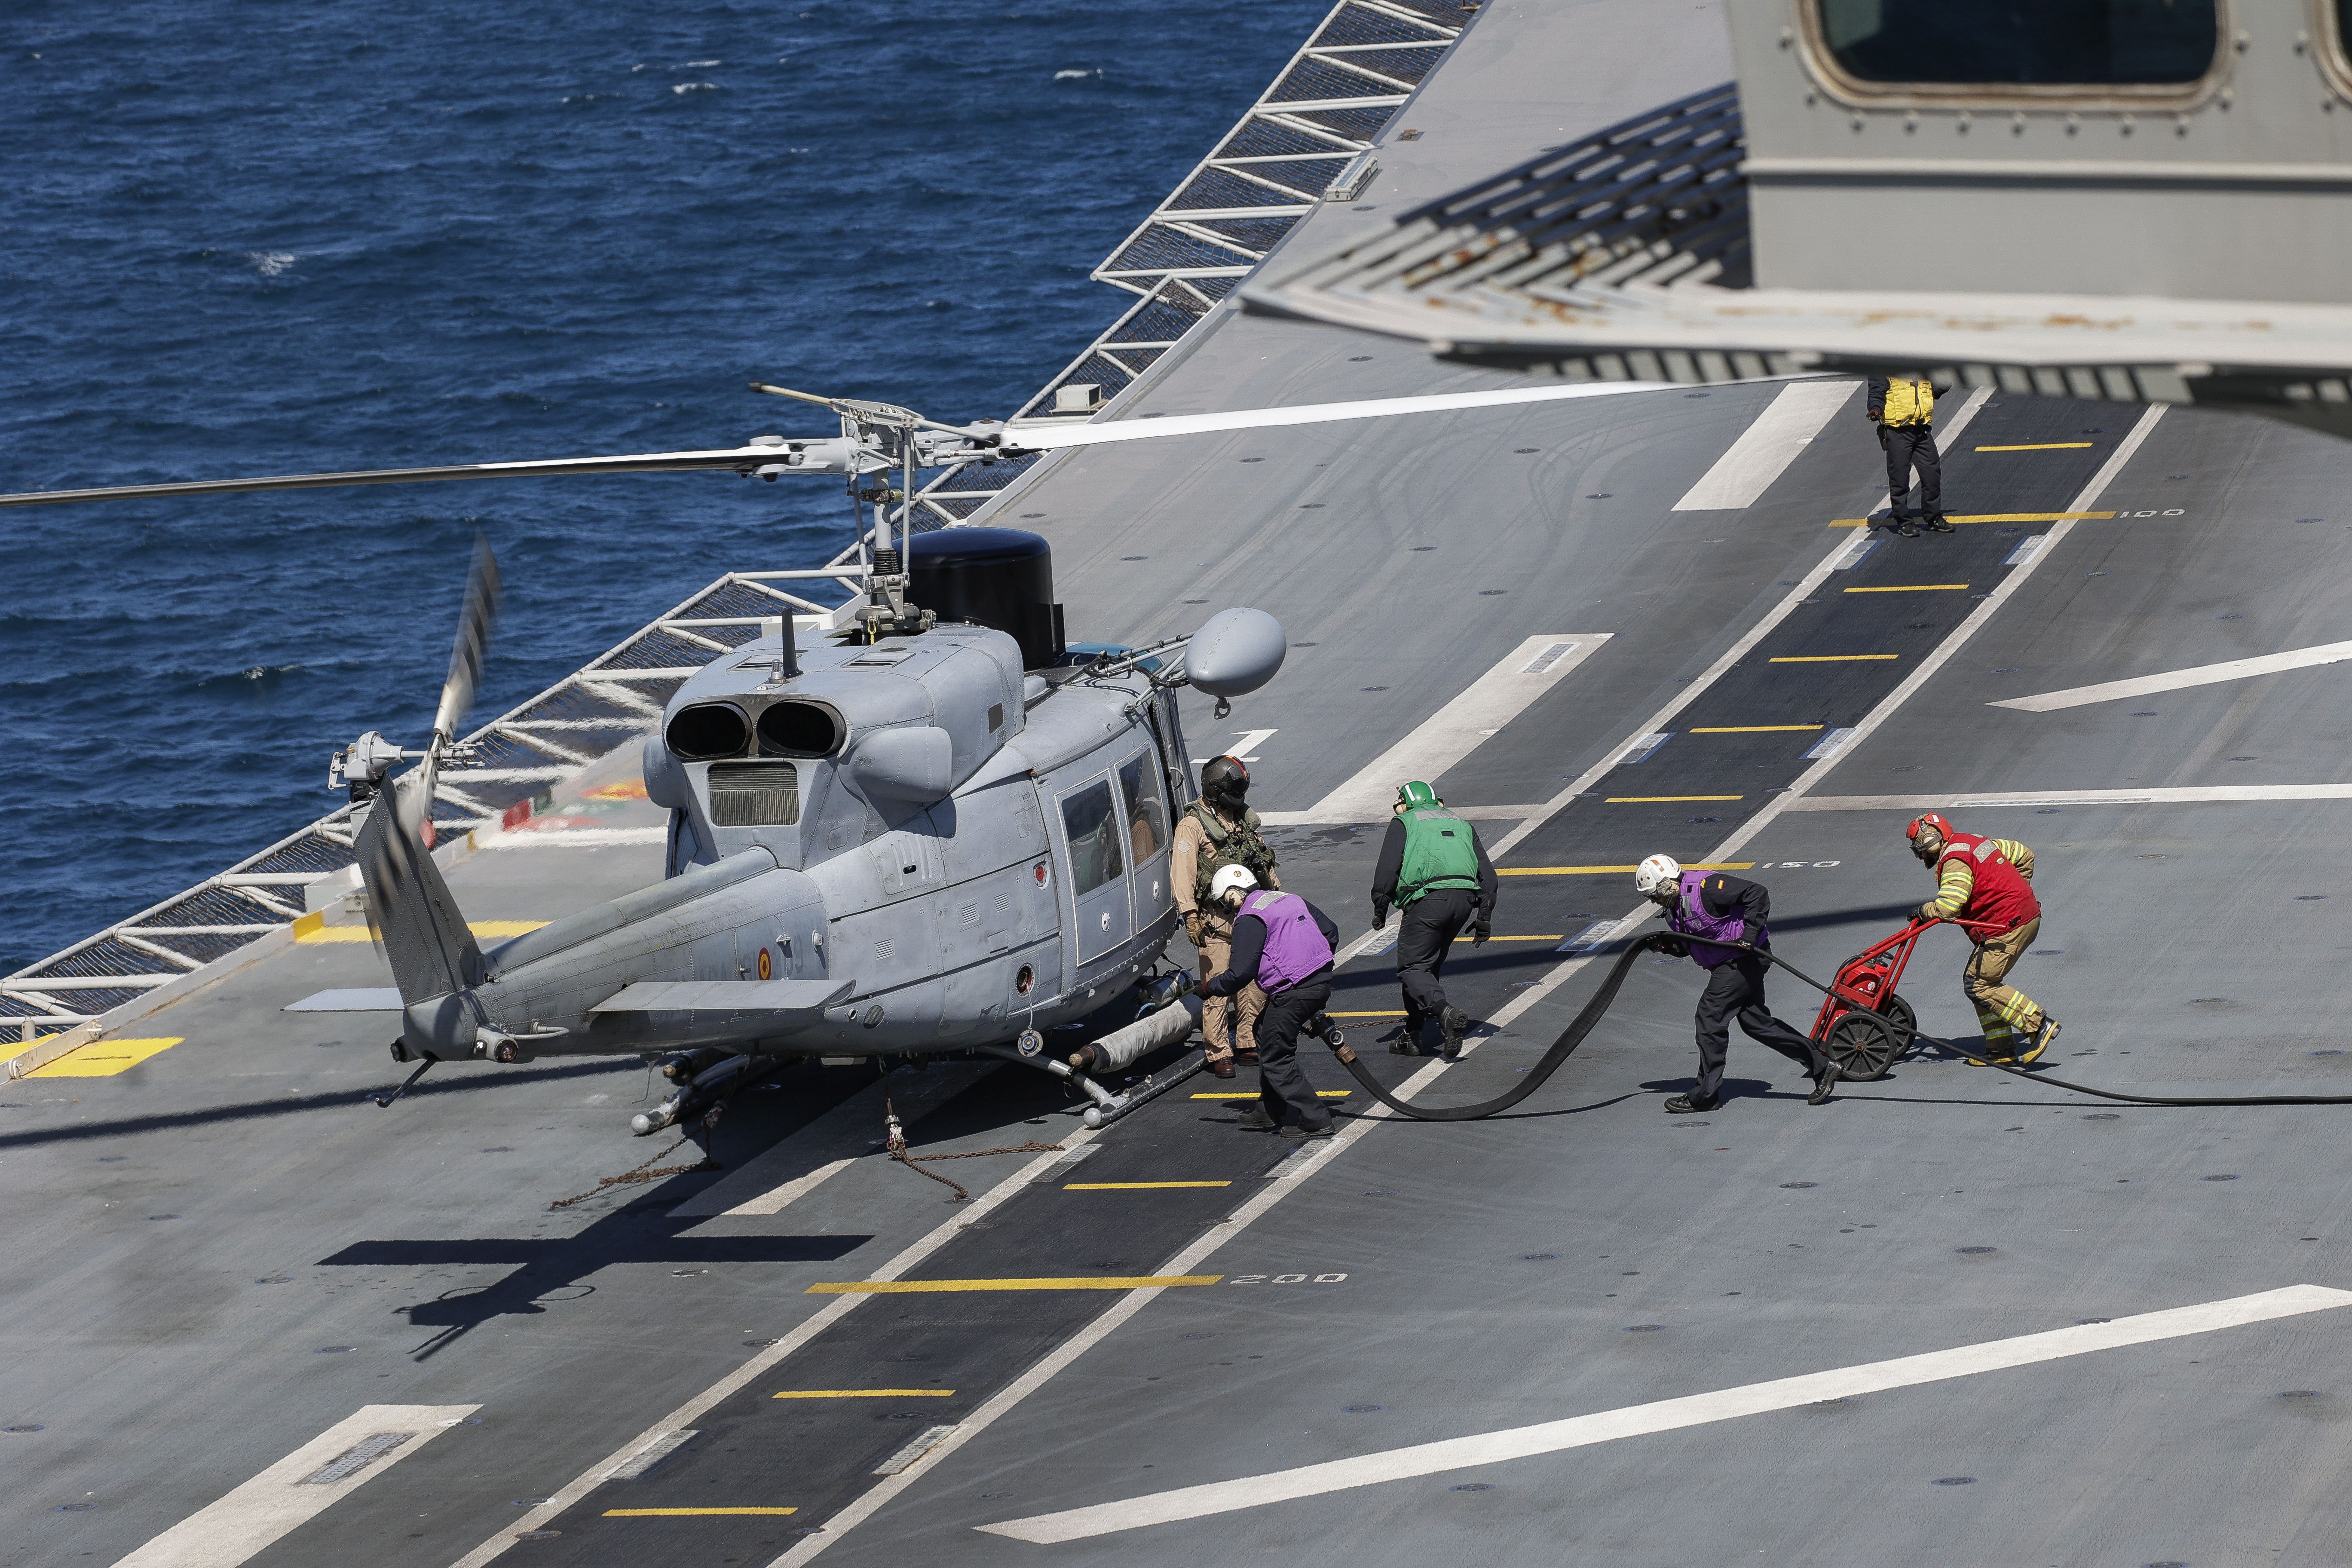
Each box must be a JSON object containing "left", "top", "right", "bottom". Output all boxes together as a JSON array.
[{"left": 0, "top": 0, "right": 1327, "bottom": 971}]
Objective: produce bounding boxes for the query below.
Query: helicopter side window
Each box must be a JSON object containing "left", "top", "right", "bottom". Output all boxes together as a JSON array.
[
  {"left": 1118, "top": 753, "right": 1165, "bottom": 864},
  {"left": 1060, "top": 778, "right": 1125, "bottom": 897},
  {"left": 707, "top": 761, "right": 799, "bottom": 827}
]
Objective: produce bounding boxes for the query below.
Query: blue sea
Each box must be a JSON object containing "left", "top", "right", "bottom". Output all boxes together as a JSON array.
[{"left": 0, "top": 0, "right": 1327, "bottom": 971}]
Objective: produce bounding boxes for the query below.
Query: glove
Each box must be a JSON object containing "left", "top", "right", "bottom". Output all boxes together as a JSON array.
[
  {"left": 1656, "top": 935, "right": 1690, "bottom": 958},
  {"left": 1914, "top": 904, "right": 1939, "bottom": 924},
  {"left": 1472, "top": 919, "right": 1492, "bottom": 946},
  {"left": 1184, "top": 910, "right": 1206, "bottom": 946},
  {"left": 1371, "top": 903, "right": 1389, "bottom": 931}
]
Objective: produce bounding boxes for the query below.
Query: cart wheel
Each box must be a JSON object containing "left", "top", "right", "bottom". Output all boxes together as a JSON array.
[
  {"left": 1882, "top": 994, "right": 1917, "bottom": 1057},
  {"left": 1825, "top": 1012, "right": 1896, "bottom": 1082}
]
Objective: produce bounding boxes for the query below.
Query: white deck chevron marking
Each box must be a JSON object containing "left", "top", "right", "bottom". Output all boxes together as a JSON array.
[
  {"left": 1003, "top": 378, "right": 1683, "bottom": 450},
  {"left": 1671, "top": 379, "right": 1858, "bottom": 510},
  {"left": 1261, "top": 634, "right": 1611, "bottom": 826},
  {"left": 977, "top": 1285, "right": 2352, "bottom": 1544},
  {"left": 112, "top": 1403, "right": 477, "bottom": 1568},
  {"left": 1988, "top": 639, "right": 2352, "bottom": 712}
]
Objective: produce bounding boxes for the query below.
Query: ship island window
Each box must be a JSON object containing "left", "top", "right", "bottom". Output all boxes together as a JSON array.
[
  {"left": 1060, "top": 778, "right": 1125, "bottom": 896},
  {"left": 707, "top": 761, "right": 799, "bottom": 827},
  {"left": 1813, "top": 0, "right": 2218, "bottom": 88}
]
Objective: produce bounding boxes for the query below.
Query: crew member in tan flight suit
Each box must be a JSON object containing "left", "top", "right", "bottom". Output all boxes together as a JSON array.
[{"left": 1171, "top": 755, "right": 1281, "bottom": 1079}]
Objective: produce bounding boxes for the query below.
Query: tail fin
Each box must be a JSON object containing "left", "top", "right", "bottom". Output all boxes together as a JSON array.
[{"left": 355, "top": 782, "right": 485, "bottom": 1003}]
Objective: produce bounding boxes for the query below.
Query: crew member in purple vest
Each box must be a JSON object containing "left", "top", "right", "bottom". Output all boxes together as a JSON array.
[
  {"left": 1634, "top": 854, "right": 1840, "bottom": 1113},
  {"left": 1200, "top": 864, "right": 1341, "bottom": 1139}
]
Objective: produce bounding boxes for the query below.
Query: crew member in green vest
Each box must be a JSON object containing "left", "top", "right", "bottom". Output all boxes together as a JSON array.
[
  {"left": 1171, "top": 755, "right": 1282, "bottom": 1078},
  {"left": 1866, "top": 373, "right": 1954, "bottom": 538},
  {"left": 1369, "top": 780, "right": 1499, "bottom": 1059}
]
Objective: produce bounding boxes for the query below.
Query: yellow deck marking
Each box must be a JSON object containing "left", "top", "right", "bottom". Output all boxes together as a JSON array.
[
  {"left": 1499, "top": 862, "right": 1752, "bottom": 876},
  {"left": 806, "top": 1276, "right": 1222, "bottom": 1295},
  {"left": 1688, "top": 725, "right": 1822, "bottom": 732},
  {"left": 1325, "top": 1011, "right": 1406, "bottom": 1017},
  {"left": 1192, "top": 1091, "right": 1351, "bottom": 1099},
  {"left": 1063, "top": 1181, "right": 1233, "bottom": 1190},
  {"left": 26, "top": 1038, "right": 184, "bottom": 1078},
  {"left": 772, "top": 1389, "right": 954, "bottom": 1399},
  {"left": 1768, "top": 654, "right": 1897, "bottom": 663},
  {"left": 297, "top": 919, "right": 546, "bottom": 944},
  {"left": 1605, "top": 794, "right": 1742, "bottom": 803},
  {"left": 1975, "top": 442, "right": 2092, "bottom": 451},
  {"left": 603, "top": 1507, "right": 798, "bottom": 1516},
  {"left": 1841, "top": 584, "right": 1970, "bottom": 593},
  {"left": 1830, "top": 510, "right": 2113, "bottom": 528},
  {"left": 1451, "top": 933, "right": 1561, "bottom": 941}
]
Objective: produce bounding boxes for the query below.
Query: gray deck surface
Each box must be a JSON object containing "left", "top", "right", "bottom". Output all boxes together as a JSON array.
[{"left": 12, "top": 3, "right": 2352, "bottom": 1566}]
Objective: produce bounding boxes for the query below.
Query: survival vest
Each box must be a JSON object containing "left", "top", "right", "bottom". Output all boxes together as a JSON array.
[
  {"left": 1187, "top": 800, "right": 1277, "bottom": 907},
  {"left": 1393, "top": 805, "right": 1483, "bottom": 906},
  {"left": 1669, "top": 869, "right": 1757, "bottom": 970},
  {"left": 1881, "top": 378, "right": 1935, "bottom": 426},
  {"left": 1238, "top": 889, "right": 1334, "bottom": 992},
  {"left": 1938, "top": 831, "right": 2040, "bottom": 933}
]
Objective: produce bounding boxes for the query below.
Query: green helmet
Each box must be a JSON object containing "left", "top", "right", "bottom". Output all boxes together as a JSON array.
[{"left": 1396, "top": 780, "right": 1439, "bottom": 808}]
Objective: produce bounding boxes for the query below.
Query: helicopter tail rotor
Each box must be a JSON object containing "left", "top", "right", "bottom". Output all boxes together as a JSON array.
[{"left": 416, "top": 535, "right": 502, "bottom": 835}]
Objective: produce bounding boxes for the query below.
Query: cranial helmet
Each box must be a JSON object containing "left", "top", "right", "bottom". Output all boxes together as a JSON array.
[
  {"left": 1208, "top": 864, "right": 1259, "bottom": 908},
  {"left": 1200, "top": 754, "right": 1250, "bottom": 809},
  {"left": 1634, "top": 853, "right": 1683, "bottom": 901},
  {"left": 1906, "top": 812, "right": 1953, "bottom": 861},
  {"left": 1396, "top": 780, "right": 1439, "bottom": 809}
]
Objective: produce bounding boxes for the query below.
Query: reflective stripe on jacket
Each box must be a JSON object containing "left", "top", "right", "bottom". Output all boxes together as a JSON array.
[{"left": 1930, "top": 832, "right": 2040, "bottom": 931}]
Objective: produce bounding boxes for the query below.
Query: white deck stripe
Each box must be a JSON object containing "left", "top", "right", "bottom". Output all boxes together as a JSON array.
[
  {"left": 722, "top": 1158, "right": 855, "bottom": 1216},
  {"left": 1003, "top": 379, "right": 1686, "bottom": 450},
  {"left": 477, "top": 826, "right": 667, "bottom": 849},
  {"left": 1670, "top": 380, "right": 1859, "bottom": 511},
  {"left": 1989, "top": 639, "right": 2352, "bottom": 712},
  {"left": 1792, "top": 784, "right": 2352, "bottom": 812},
  {"left": 670, "top": 1062, "right": 993, "bottom": 1218},
  {"left": 978, "top": 1284, "right": 2352, "bottom": 1543},
  {"left": 114, "top": 1404, "right": 477, "bottom": 1568},
  {"left": 1260, "top": 635, "right": 1612, "bottom": 826}
]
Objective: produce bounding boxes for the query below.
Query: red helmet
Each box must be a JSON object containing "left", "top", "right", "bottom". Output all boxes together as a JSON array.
[{"left": 1906, "top": 813, "right": 1953, "bottom": 855}]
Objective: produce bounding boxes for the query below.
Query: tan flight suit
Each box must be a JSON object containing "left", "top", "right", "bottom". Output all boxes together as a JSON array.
[{"left": 1171, "top": 810, "right": 1275, "bottom": 1065}]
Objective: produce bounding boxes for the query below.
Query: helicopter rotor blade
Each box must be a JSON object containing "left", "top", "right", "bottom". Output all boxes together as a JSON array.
[
  {"left": 990, "top": 377, "right": 1768, "bottom": 452},
  {"left": 747, "top": 381, "right": 979, "bottom": 439},
  {"left": 0, "top": 442, "right": 875, "bottom": 511}
]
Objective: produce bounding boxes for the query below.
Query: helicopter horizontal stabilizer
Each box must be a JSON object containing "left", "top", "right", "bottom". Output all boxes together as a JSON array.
[{"left": 589, "top": 978, "right": 855, "bottom": 1016}]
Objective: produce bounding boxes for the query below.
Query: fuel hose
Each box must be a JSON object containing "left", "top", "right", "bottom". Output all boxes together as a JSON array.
[{"left": 1327, "top": 931, "right": 2352, "bottom": 1118}]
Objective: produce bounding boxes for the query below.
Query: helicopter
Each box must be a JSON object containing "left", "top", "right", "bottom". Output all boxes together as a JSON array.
[{"left": 4, "top": 373, "right": 1697, "bottom": 1136}]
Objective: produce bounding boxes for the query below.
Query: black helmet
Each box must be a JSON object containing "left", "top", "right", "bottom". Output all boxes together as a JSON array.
[{"left": 1199, "top": 754, "right": 1250, "bottom": 808}]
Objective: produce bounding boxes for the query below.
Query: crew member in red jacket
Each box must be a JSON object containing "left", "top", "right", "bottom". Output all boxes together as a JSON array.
[{"left": 1907, "top": 813, "right": 2059, "bottom": 1063}]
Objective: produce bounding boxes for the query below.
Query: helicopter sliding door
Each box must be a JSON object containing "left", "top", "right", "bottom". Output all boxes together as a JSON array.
[
  {"left": 1118, "top": 751, "right": 1173, "bottom": 941},
  {"left": 1056, "top": 773, "right": 1132, "bottom": 966}
]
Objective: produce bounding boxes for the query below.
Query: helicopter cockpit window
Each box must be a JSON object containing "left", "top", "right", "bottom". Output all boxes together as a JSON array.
[
  {"left": 1060, "top": 778, "right": 1125, "bottom": 897},
  {"left": 1811, "top": 0, "right": 2218, "bottom": 90},
  {"left": 707, "top": 761, "right": 799, "bottom": 827},
  {"left": 667, "top": 702, "right": 750, "bottom": 761},
  {"left": 1118, "top": 754, "right": 1165, "bottom": 864}
]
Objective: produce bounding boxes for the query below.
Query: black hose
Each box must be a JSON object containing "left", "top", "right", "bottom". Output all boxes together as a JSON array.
[{"left": 1330, "top": 930, "right": 2352, "bottom": 1119}]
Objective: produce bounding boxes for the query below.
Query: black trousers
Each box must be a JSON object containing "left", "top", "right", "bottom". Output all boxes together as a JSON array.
[
  {"left": 1396, "top": 888, "right": 1477, "bottom": 1039},
  {"left": 1880, "top": 422, "right": 1942, "bottom": 521},
  {"left": 1255, "top": 971, "right": 1335, "bottom": 1131},
  {"left": 1692, "top": 955, "right": 1828, "bottom": 1103}
]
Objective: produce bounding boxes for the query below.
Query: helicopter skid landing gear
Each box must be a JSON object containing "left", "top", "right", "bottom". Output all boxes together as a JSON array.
[{"left": 979, "top": 1035, "right": 1210, "bottom": 1131}]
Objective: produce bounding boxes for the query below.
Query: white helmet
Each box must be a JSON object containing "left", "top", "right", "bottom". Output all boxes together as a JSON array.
[
  {"left": 1208, "top": 864, "right": 1259, "bottom": 908},
  {"left": 1634, "top": 853, "right": 1682, "bottom": 901}
]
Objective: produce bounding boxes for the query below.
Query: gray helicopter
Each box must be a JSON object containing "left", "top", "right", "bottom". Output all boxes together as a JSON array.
[{"left": 3, "top": 374, "right": 1680, "bottom": 1136}]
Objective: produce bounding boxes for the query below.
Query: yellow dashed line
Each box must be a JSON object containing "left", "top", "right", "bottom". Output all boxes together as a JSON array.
[
  {"left": 1064, "top": 1181, "right": 1233, "bottom": 1190},
  {"left": 1688, "top": 725, "right": 1822, "bottom": 732},
  {"left": 295, "top": 919, "right": 546, "bottom": 944},
  {"left": 1193, "top": 1091, "right": 1351, "bottom": 1099},
  {"left": 604, "top": 1507, "right": 798, "bottom": 1517},
  {"left": 772, "top": 1389, "right": 953, "bottom": 1399},
  {"left": 1499, "top": 862, "right": 1753, "bottom": 877},
  {"left": 1769, "top": 655, "right": 1897, "bottom": 663},
  {"left": 1841, "top": 585, "right": 1970, "bottom": 594},
  {"left": 1325, "top": 1011, "right": 1406, "bottom": 1018},
  {"left": 1975, "top": 442, "right": 2092, "bottom": 451},
  {"left": 806, "top": 1276, "right": 1223, "bottom": 1295},
  {"left": 1604, "top": 795, "right": 1743, "bottom": 802},
  {"left": 1830, "top": 511, "right": 2114, "bottom": 528}
]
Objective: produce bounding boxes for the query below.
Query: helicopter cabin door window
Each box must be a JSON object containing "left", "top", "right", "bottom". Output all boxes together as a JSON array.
[
  {"left": 706, "top": 761, "right": 799, "bottom": 827},
  {"left": 1118, "top": 753, "right": 1172, "bottom": 932},
  {"left": 1807, "top": 0, "right": 2220, "bottom": 101},
  {"left": 1058, "top": 775, "right": 1132, "bottom": 965}
]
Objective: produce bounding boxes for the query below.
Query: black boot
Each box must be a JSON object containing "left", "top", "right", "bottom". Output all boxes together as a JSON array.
[
  {"left": 1236, "top": 1106, "right": 1276, "bottom": 1130},
  {"left": 1663, "top": 1093, "right": 1717, "bottom": 1114},
  {"left": 1439, "top": 1007, "right": 1470, "bottom": 1060},
  {"left": 1808, "top": 1066, "right": 1840, "bottom": 1106},
  {"left": 1894, "top": 517, "right": 1920, "bottom": 539}
]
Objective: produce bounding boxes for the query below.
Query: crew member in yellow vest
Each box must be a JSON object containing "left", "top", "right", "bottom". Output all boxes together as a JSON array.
[
  {"left": 1867, "top": 373, "right": 1954, "bottom": 539},
  {"left": 1171, "top": 755, "right": 1279, "bottom": 1078}
]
